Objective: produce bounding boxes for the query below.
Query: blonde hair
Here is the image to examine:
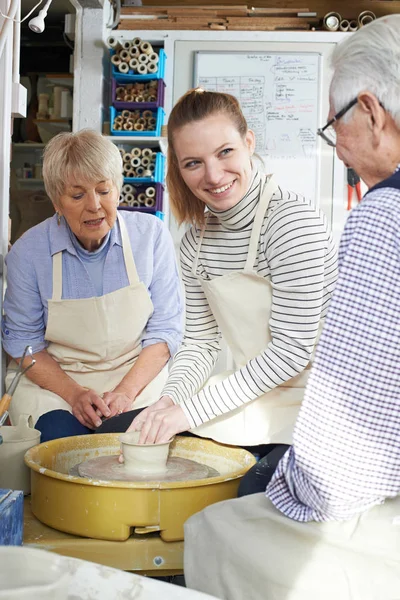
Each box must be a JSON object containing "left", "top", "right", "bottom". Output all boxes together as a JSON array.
[
  {"left": 42, "top": 129, "right": 123, "bottom": 205},
  {"left": 167, "top": 88, "right": 249, "bottom": 226}
]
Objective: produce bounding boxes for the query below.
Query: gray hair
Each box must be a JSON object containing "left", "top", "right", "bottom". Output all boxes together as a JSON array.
[
  {"left": 42, "top": 129, "right": 123, "bottom": 205},
  {"left": 330, "top": 15, "right": 400, "bottom": 127}
]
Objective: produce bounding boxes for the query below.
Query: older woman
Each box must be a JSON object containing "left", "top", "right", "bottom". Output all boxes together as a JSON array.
[
  {"left": 106, "top": 89, "right": 338, "bottom": 468},
  {"left": 1, "top": 130, "right": 183, "bottom": 442}
]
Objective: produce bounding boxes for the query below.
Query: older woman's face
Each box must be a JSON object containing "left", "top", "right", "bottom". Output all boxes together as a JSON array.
[
  {"left": 173, "top": 113, "right": 255, "bottom": 212},
  {"left": 58, "top": 178, "right": 119, "bottom": 251}
]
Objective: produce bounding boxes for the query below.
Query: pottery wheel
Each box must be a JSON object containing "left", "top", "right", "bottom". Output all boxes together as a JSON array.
[{"left": 74, "top": 455, "right": 220, "bottom": 482}]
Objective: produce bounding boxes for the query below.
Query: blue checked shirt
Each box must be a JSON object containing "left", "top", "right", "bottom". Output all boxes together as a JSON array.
[{"left": 267, "top": 165, "right": 400, "bottom": 521}]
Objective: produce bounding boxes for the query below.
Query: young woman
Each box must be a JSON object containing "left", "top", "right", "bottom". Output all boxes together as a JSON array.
[{"left": 102, "top": 88, "right": 338, "bottom": 458}]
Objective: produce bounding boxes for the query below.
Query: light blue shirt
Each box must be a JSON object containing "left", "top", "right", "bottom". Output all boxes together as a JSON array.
[
  {"left": 70, "top": 227, "right": 111, "bottom": 297},
  {"left": 2, "top": 212, "right": 183, "bottom": 359}
]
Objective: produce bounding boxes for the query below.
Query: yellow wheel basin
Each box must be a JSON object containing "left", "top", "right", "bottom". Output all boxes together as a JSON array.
[{"left": 25, "top": 434, "right": 255, "bottom": 542}]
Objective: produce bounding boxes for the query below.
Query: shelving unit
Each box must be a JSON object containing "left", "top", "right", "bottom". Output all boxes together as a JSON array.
[{"left": 106, "top": 37, "right": 167, "bottom": 220}]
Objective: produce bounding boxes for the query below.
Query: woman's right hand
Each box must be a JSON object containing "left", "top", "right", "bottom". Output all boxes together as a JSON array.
[{"left": 70, "top": 388, "right": 111, "bottom": 429}]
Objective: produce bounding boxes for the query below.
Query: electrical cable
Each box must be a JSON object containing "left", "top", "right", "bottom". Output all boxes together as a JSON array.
[{"left": 0, "top": 0, "right": 44, "bottom": 23}]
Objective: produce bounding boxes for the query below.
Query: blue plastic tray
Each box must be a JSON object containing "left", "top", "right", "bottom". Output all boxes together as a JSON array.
[
  {"left": 110, "top": 106, "right": 164, "bottom": 137},
  {"left": 123, "top": 153, "right": 165, "bottom": 184},
  {"left": 111, "top": 49, "right": 166, "bottom": 83}
]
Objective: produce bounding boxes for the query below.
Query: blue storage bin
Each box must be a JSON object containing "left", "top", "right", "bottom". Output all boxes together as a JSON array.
[
  {"left": 110, "top": 106, "right": 164, "bottom": 137},
  {"left": 123, "top": 153, "right": 165, "bottom": 184},
  {"left": 111, "top": 49, "right": 166, "bottom": 83},
  {"left": 155, "top": 211, "right": 165, "bottom": 221}
]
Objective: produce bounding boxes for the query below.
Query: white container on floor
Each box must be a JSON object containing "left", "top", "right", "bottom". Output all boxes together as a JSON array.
[{"left": 0, "top": 414, "right": 40, "bottom": 494}]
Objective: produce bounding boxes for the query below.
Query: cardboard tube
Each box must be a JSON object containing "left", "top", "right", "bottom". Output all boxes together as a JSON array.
[
  {"left": 135, "top": 95, "right": 145, "bottom": 103},
  {"left": 323, "top": 12, "right": 341, "bottom": 31},
  {"left": 339, "top": 19, "right": 349, "bottom": 31},
  {"left": 148, "top": 52, "right": 159, "bottom": 64},
  {"left": 142, "top": 148, "right": 152, "bottom": 157},
  {"left": 125, "top": 193, "right": 134, "bottom": 204},
  {"left": 358, "top": 11, "right": 375, "bottom": 27},
  {"left": 138, "top": 193, "right": 147, "bottom": 204},
  {"left": 148, "top": 164, "right": 155, "bottom": 173},
  {"left": 123, "top": 122, "right": 134, "bottom": 131},
  {"left": 122, "top": 41, "right": 132, "bottom": 50},
  {"left": 111, "top": 54, "right": 121, "bottom": 66},
  {"left": 144, "top": 197, "right": 155, "bottom": 208},
  {"left": 138, "top": 53, "right": 149, "bottom": 64},
  {"left": 131, "top": 148, "right": 142, "bottom": 158},
  {"left": 147, "top": 62, "right": 158, "bottom": 74},
  {"left": 132, "top": 37, "right": 142, "bottom": 47},
  {"left": 141, "top": 157, "right": 151, "bottom": 167},
  {"left": 145, "top": 186, "right": 156, "bottom": 198},
  {"left": 123, "top": 184, "right": 133, "bottom": 194},
  {"left": 118, "top": 63, "right": 129, "bottom": 74},
  {"left": 132, "top": 200, "right": 140, "bottom": 207},
  {"left": 131, "top": 157, "right": 141, "bottom": 168},
  {"left": 140, "top": 41, "right": 153, "bottom": 55},
  {"left": 107, "top": 37, "right": 122, "bottom": 51},
  {"left": 143, "top": 170, "right": 153, "bottom": 178},
  {"left": 134, "top": 123, "right": 144, "bottom": 131},
  {"left": 349, "top": 20, "right": 358, "bottom": 32},
  {"left": 129, "top": 46, "right": 139, "bottom": 58},
  {"left": 129, "top": 58, "right": 139, "bottom": 70},
  {"left": 136, "top": 166, "right": 145, "bottom": 176},
  {"left": 119, "top": 50, "right": 130, "bottom": 62}
]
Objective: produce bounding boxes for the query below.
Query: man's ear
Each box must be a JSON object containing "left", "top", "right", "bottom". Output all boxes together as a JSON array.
[{"left": 357, "top": 91, "right": 385, "bottom": 131}]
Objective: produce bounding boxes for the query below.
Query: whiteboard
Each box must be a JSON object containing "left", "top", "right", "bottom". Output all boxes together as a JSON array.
[{"left": 194, "top": 51, "right": 321, "bottom": 202}]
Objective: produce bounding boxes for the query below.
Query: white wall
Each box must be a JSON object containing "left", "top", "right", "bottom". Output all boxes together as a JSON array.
[{"left": 0, "top": 0, "right": 19, "bottom": 390}]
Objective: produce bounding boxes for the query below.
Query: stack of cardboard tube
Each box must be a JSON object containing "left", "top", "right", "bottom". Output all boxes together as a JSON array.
[
  {"left": 115, "top": 80, "right": 158, "bottom": 104},
  {"left": 113, "top": 109, "right": 156, "bottom": 132},
  {"left": 108, "top": 37, "right": 159, "bottom": 76},
  {"left": 118, "top": 147, "right": 158, "bottom": 208}
]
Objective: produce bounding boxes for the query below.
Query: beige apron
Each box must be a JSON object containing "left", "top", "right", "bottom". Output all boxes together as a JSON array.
[
  {"left": 191, "top": 176, "right": 320, "bottom": 446},
  {"left": 7, "top": 213, "right": 167, "bottom": 426},
  {"left": 184, "top": 492, "right": 400, "bottom": 600}
]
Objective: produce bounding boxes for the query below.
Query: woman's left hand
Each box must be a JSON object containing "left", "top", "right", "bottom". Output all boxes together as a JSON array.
[
  {"left": 132, "top": 403, "right": 191, "bottom": 444},
  {"left": 101, "top": 391, "right": 133, "bottom": 418}
]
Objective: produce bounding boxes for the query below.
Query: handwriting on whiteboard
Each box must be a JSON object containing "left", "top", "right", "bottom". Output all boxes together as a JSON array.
[{"left": 198, "top": 53, "right": 319, "bottom": 161}]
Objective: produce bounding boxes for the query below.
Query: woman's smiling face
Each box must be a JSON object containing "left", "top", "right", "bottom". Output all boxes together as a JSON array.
[
  {"left": 173, "top": 112, "right": 255, "bottom": 212},
  {"left": 57, "top": 178, "right": 119, "bottom": 251}
]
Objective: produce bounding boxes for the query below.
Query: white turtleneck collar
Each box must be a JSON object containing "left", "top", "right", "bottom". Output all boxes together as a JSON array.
[{"left": 206, "top": 168, "right": 263, "bottom": 231}]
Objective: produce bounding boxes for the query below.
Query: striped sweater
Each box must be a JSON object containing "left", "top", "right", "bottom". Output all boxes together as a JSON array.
[{"left": 162, "top": 170, "right": 338, "bottom": 428}]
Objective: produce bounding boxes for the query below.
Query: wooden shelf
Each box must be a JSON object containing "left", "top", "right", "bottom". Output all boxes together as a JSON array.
[
  {"left": 107, "top": 136, "right": 162, "bottom": 145},
  {"left": 13, "top": 143, "right": 45, "bottom": 150}
]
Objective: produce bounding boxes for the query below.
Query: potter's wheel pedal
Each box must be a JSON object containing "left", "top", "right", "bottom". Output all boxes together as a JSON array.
[{"left": 72, "top": 455, "right": 220, "bottom": 482}]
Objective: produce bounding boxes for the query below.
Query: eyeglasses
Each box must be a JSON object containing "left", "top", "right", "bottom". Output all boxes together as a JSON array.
[{"left": 317, "top": 97, "right": 358, "bottom": 147}]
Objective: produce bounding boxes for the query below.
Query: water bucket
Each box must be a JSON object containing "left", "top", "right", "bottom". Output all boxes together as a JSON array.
[
  {"left": 0, "top": 414, "right": 40, "bottom": 494},
  {"left": 0, "top": 546, "right": 69, "bottom": 600}
]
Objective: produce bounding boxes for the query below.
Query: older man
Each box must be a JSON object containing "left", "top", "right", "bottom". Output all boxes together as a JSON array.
[{"left": 184, "top": 15, "right": 400, "bottom": 600}]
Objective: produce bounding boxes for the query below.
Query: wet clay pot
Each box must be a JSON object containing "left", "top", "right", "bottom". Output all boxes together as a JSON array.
[{"left": 119, "top": 430, "right": 172, "bottom": 474}]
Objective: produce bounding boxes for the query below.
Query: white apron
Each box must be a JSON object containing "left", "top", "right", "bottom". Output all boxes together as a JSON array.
[
  {"left": 191, "top": 176, "right": 320, "bottom": 446},
  {"left": 184, "top": 492, "right": 400, "bottom": 600},
  {"left": 7, "top": 213, "right": 167, "bottom": 426}
]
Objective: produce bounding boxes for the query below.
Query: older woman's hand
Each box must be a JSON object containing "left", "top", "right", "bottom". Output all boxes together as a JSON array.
[
  {"left": 127, "top": 395, "right": 191, "bottom": 444},
  {"left": 71, "top": 389, "right": 111, "bottom": 429},
  {"left": 101, "top": 391, "right": 133, "bottom": 418}
]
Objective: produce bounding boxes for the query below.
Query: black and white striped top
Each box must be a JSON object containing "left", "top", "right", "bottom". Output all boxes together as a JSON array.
[{"left": 162, "top": 170, "right": 338, "bottom": 428}]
